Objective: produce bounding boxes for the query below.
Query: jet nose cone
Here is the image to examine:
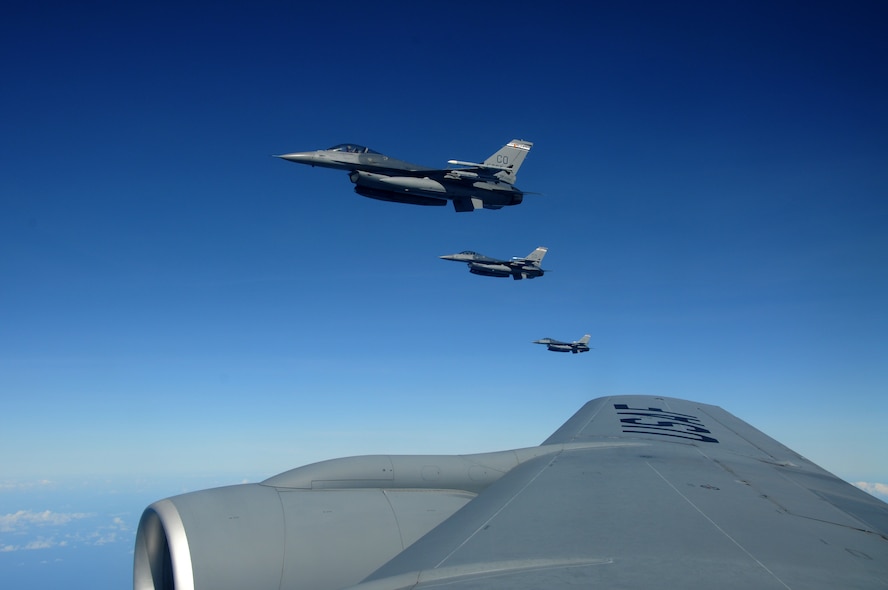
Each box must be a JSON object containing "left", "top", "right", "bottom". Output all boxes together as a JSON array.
[{"left": 275, "top": 152, "right": 315, "bottom": 164}]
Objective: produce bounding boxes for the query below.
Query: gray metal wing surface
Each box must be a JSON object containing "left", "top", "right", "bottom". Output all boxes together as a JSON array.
[{"left": 350, "top": 395, "right": 888, "bottom": 590}]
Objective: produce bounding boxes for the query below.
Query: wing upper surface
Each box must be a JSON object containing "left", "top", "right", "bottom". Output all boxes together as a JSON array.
[{"left": 352, "top": 395, "right": 888, "bottom": 590}]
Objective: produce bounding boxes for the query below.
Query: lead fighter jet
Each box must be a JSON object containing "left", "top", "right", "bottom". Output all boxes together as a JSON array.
[
  {"left": 534, "top": 334, "right": 592, "bottom": 353},
  {"left": 276, "top": 139, "right": 533, "bottom": 212},
  {"left": 440, "top": 247, "right": 548, "bottom": 280}
]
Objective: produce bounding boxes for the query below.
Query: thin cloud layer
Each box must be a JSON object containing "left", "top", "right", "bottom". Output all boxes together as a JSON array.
[
  {"left": 0, "top": 537, "right": 68, "bottom": 552},
  {"left": 0, "top": 510, "right": 92, "bottom": 533},
  {"left": 0, "top": 509, "right": 129, "bottom": 552},
  {"left": 0, "top": 480, "right": 55, "bottom": 492},
  {"left": 854, "top": 481, "right": 888, "bottom": 501}
]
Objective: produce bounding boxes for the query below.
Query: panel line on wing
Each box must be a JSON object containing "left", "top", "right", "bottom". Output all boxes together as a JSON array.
[
  {"left": 432, "top": 453, "right": 561, "bottom": 569},
  {"left": 645, "top": 461, "right": 792, "bottom": 590},
  {"left": 696, "top": 406, "right": 785, "bottom": 461},
  {"left": 415, "top": 557, "right": 613, "bottom": 588},
  {"left": 574, "top": 398, "right": 609, "bottom": 439}
]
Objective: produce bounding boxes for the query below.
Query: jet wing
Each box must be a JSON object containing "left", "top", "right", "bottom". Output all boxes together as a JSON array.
[
  {"left": 424, "top": 167, "right": 514, "bottom": 184},
  {"left": 351, "top": 396, "right": 888, "bottom": 590},
  {"left": 447, "top": 159, "right": 512, "bottom": 172},
  {"left": 474, "top": 255, "right": 508, "bottom": 264},
  {"left": 440, "top": 252, "right": 506, "bottom": 264}
]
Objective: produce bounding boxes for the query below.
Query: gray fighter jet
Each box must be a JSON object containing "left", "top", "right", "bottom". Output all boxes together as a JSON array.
[
  {"left": 440, "top": 246, "right": 548, "bottom": 280},
  {"left": 276, "top": 139, "right": 533, "bottom": 212},
  {"left": 134, "top": 395, "right": 888, "bottom": 590},
  {"left": 534, "top": 334, "right": 592, "bottom": 353}
]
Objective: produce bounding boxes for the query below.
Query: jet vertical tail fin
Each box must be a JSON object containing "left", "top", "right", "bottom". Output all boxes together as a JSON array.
[
  {"left": 577, "top": 335, "right": 591, "bottom": 345},
  {"left": 524, "top": 247, "right": 548, "bottom": 265},
  {"left": 484, "top": 139, "right": 533, "bottom": 184}
]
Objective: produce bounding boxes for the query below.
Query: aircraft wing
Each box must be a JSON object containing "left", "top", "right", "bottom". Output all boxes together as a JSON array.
[
  {"left": 476, "top": 254, "right": 508, "bottom": 264},
  {"left": 351, "top": 396, "right": 888, "bottom": 589},
  {"left": 423, "top": 166, "right": 512, "bottom": 183}
]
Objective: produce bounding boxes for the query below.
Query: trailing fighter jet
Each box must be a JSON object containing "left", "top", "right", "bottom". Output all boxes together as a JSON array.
[
  {"left": 440, "top": 247, "right": 548, "bottom": 280},
  {"left": 276, "top": 139, "right": 533, "bottom": 212},
  {"left": 534, "top": 334, "right": 592, "bottom": 353}
]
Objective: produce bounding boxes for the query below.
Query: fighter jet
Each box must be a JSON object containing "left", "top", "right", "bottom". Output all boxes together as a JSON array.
[
  {"left": 534, "top": 334, "right": 592, "bottom": 353},
  {"left": 276, "top": 139, "right": 533, "bottom": 212},
  {"left": 440, "top": 247, "right": 548, "bottom": 280}
]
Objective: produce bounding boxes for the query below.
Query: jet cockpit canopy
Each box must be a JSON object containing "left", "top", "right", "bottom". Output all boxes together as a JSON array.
[{"left": 326, "top": 144, "right": 380, "bottom": 154}]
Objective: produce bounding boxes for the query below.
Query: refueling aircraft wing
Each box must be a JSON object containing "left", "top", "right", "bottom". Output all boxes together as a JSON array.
[
  {"left": 352, "top": 396, "right": 888, "bottom": 589},
  {"left": 134, "top": 396, "right": 888, "bottom": 590}
]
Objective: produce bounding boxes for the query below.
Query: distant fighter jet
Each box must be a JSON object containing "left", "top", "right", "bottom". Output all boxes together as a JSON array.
[
  {"left": 440, "top": 247, "right": 548, "bottom": 280},
  {"left": 534, "top": 334, "right": 592, "bottom": 353},
  {"left": 276, "top": 139, "right": 533, "bottom": 212}
]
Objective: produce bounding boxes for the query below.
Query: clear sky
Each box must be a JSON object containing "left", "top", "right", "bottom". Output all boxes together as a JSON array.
[{"left": 1, "top": 2, "right": 887, "bottom": 586}]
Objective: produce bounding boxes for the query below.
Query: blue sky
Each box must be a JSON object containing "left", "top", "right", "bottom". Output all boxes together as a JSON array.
[{"left": 1, "top": 1, "right": 887, "bottom": 587}]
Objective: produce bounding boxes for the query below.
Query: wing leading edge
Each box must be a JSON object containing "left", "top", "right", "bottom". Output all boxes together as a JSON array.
[{"left": 351, "top": 396, "right": 888, "bottom": 590}]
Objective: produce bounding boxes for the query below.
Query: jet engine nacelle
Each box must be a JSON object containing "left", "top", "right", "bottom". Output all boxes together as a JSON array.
[
  {"left": 134, "top": 483, "right": 474, "bottom": 590},
  {"left": 133, "top": 451, "right": 555, "bottom": 590}
]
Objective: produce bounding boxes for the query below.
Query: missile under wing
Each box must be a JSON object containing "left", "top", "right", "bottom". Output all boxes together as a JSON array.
[
  {"left": 134, "top": 395, "right": 888, "bottom": 590},
  {"left": 276, "top": 139, "right": 533, "bottom": 212}
]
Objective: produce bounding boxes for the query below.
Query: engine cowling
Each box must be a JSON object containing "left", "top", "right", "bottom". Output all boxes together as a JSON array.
[
  {"left": 133, "top": 451, "right": 556, "bottom": 590},
  {"left": 135, "top": 483, "right": 474, "bottom": 590}
]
